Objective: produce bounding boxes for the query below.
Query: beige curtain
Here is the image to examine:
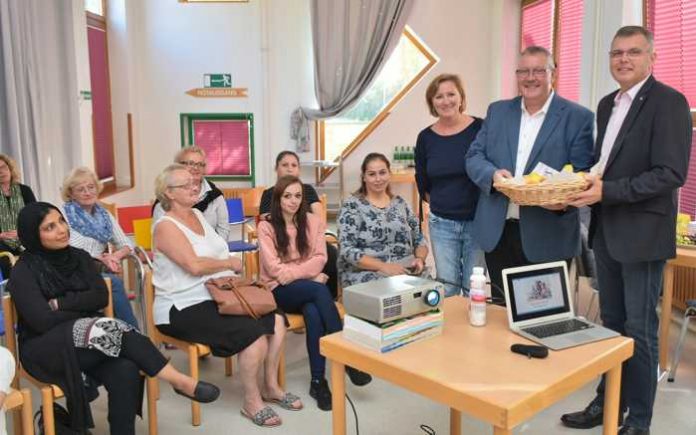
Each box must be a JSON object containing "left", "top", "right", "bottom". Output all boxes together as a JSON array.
[{"left": 291, "top": 0, "right": 413, "bottom": 150}]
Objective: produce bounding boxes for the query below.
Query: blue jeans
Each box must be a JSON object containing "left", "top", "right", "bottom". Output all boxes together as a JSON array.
[
  {"left": 428, "top": 213, "right": 484, "bottom": 297},
  {"left": 592, "top": 227, "right": 663, "bottom": 430},
  {"left": 272, "top": 280, "right": 342, "bottom": 380},
  {"left": 104, "top": 273, "right": 139, "bottom": 328}
]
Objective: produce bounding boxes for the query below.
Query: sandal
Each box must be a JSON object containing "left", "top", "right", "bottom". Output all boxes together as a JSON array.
[
  {"left": 240, "top": 406, "right": 282, "bottom": 427},
  {"left": 263, "top": 392, "right": 303, "bottom": 411}
]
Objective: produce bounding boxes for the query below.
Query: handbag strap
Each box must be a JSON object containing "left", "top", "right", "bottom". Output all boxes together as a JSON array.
[{"left": 230, "top": 285, "right": 260, "bottom": 320}]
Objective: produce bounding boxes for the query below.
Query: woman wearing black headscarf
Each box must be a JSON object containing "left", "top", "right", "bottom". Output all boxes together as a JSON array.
[{"left": 7, "top": 202, "right": 220, "bottom": 435}]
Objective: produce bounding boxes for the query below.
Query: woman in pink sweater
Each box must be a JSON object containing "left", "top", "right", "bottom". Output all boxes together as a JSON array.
[{"left": 258, "top": 176, "right": 371, "bottom": 411}]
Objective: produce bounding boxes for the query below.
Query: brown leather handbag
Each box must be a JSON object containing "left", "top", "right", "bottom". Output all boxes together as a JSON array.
[{"left": 204, "top": 276, "right": 277, "bottom": 319}]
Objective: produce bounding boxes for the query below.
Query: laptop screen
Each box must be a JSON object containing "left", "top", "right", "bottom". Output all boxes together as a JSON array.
[{"left": 505, "top": 263, "right": 571, "bottom": 323}]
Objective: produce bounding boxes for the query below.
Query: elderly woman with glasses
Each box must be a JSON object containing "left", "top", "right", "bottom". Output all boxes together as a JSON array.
[
  {"left": 152, "top": 146, "right": 229, "bottom": 239},
  {"left": 152, "top": 164, "right": 298, "bottom": 427},
  {"left": 61, "top": 167, "right": 139, "bottom": 327}
]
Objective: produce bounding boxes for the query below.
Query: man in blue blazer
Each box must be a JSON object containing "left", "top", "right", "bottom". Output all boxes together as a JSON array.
[
  {"left": 562, "top": 26, "right": 692, "bottom": 435},
  {"left": 466, "top": 46, "right": 594, "bottom": 299}
]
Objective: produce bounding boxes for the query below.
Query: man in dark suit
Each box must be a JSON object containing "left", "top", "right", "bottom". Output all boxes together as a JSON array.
[
  {"left": 563, "top": 26, "right": 692, "bottom": 435},
  {"left": 466, "top": 46, "right": 594, "bottom": 299}
]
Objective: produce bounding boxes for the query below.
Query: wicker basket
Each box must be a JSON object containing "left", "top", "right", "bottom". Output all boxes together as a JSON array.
[{"left": 493, "top": 178, "right": 588, "bottom": 206}]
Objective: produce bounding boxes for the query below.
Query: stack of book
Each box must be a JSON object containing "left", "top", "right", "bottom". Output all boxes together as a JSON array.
[{"left": 343, "top": 309, "right": 444, "bottom": 353}]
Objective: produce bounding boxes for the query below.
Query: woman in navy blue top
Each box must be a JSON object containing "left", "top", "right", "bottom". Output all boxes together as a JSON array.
[{"left": 415, "top": 73, "right": 484, "bottom": 297}]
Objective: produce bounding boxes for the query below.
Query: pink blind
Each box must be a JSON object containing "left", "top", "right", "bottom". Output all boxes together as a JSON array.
[
  {"left": 521, "top": 0, "right": 554, "bottom": 51},
  {"left": 647, "top": 0, "right": 696, "bottom": 107},
  {"left": 678, "top": 131, "right": 696, "bottom": 216},
  {"left": 193, "top": 120, "right": 251, "bottom": 176},
  {"left": 87, "top": 26, "right": 114, "bottom": 180},
  {"left": 647, "top": 0, "right": 696, "bottom": 216},
  {"left": 555, "top": 0, "right": 583, "bottom": 102}
]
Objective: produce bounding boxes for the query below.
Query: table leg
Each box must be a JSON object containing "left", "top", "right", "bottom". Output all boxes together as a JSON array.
[
  {"left": 659, "top": 263, "right": 674, "bottom": 371},
  {"left": 602, "top": 363, "right": 623, "bottom": 435},
  {"left": 331, "top": 361, "right": 346, "bottom": 435},
  {"left": 493, "top": 427, "right": 512, "bottom": 435},
  {"left": 449, "top": 408, "right": 461, "bottom": 435}
]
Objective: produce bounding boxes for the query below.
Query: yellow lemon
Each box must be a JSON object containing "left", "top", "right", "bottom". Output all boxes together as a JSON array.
[{"left": 524, "top": 173, "right": 545, "bottom": 184}]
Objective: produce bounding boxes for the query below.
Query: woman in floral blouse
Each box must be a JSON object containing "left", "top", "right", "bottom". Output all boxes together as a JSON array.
[{"left": 338, "top": 153, "right": 428, "bottom": 287}]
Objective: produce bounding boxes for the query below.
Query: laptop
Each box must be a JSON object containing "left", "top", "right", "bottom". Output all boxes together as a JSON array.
[{"left": 502, "top": 261, "right": 619, "bottom": 350}]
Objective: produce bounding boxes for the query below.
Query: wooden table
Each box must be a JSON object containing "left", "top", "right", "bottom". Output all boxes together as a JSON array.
[
  {"left": 321, "top": 298, "right": 634, "bottom": 435},
  {"left": 660, "top": 247, "right": 696, "bottom": 370}
]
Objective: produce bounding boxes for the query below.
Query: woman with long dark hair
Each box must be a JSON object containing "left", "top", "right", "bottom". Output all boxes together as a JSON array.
[
  {"left": 7, "top": 202, "right": 219, "bottom": 435},
  {"left": 338, "top": 153, "right": 429, "bottom": 287},
  {"left": 258, "top": 175, "right": 371, "bottom": 412},
  {"left": 259, "top": 150, "right": 340, "bottom": 299}
]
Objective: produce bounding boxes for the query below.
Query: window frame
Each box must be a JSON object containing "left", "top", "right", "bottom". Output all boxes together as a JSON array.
[
  {"left": 179, "top": 112, "right": 256, "bottom": 185},
  {"left": 86, "top": 4, "right": 118, "bottom": 195},
  {"left": 315, "top": 27, "right": 437, "bottom": 182}
]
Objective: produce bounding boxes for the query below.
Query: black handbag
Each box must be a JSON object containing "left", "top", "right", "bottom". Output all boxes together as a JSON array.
[{"left": 35, "top": 403, "right": 87, "bottom": 435}]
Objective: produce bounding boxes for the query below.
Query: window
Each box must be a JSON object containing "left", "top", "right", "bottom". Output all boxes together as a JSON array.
[
  {"left": 85, "top": 0, "right": 104, "bottom": 16},
  {"left": 180, "top": 113, "right": 255, "bottom": 183},
  {"left": 555, "top": 0, "right": 584, "bottom": 102},
  {"left": 520, "top": 0, "right": 585, "bottom": 102},
  {"left": 86, "top": 2, "right": 115, "bottom": 185},
  {"left": 521, "top": 0, "right": 554, "bottom": 51},
  {"left": 646, "top": 0, "right": 696, "bottom": 215},
  {"left": 317, "top": 27, "right": 437, "bottom": 180}
]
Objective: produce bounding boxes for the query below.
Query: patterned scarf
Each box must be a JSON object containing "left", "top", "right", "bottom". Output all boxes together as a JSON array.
[
  {"left": 63, "top": 201, "right": 113, "bottom": 244},
  {"left": 0, "top": 184, "right": 25, "bottom": 249}
]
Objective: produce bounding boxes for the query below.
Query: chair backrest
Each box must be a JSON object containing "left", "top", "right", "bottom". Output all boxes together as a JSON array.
[
  {"left": 221, "top": 187, "right": 265, "bottom": 217},
  {"left": 99, "top": 201, "right": 118, "bottom": 219},
  {"left": 0, "top": 251, "right": 18, "bottom": 268},
  {"left": 133, "top": 218, "right": 153, "bottom": 250},
  {"left": 117, "top": 205, "right": 152, "bottom": 234},
  {"left": 226, "top": 198, "right": 245, "bottom": 224},
  {"left": 142, "top": 269, "right": 162, "bottom": 343},
  {"left": 2, "top": 295, "right": 19, "bottom": 374},
  {"left": 318, "top": 193, "right": 328, "bottom": 224}
]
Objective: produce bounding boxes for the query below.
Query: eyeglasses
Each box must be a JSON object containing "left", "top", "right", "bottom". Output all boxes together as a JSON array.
[
  {"left": 168, "top": 182, "right": 198, "bottom": 191},
  {"left": 73, "top": 185, "right": 97, "bottom": 195},
  {"left": 515, "top": 68, "right": 550, "bottom": 78},
  {"left": 179, "top": 160, "right": 207, "bottom": 169},
  {"left": 609, "top": 48, "right": 648, "bottom": 59}
]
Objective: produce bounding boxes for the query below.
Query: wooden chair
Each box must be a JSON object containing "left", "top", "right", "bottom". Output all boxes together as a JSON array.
[
  {"left": 221, "top": 187, "right": 266, "bottom": 218},
  {"left": 142, "top": 270, "right": 232, "bottom": 427},
  {"left": 246, "top": 251, "right": 345, "bottom": 388},
  {"left": 0, "top": 252, "right": 17, "bottom": 268},
  {"left": 3, "top": 279, "right": 159, "bottom": 435},
  {"left": 5, "top": 387, "right": 33, "bottom": 435},
  {"left": 98, "top": 201, "right": 118, "bottom": 220}
]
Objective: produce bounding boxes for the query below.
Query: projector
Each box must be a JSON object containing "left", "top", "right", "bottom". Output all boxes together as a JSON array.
[{"left": 343, "top": 275, "right": 445, "bottom": 324}]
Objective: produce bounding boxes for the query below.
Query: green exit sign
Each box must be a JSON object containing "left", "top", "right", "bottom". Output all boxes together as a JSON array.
[{"left": 204, "top": 74, "right": 232, "bottom": 88}]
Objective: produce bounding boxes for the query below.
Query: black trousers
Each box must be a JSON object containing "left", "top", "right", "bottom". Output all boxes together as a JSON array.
[
  {"left": 485, "top": 220, "right": 532, "bottom": 303},
  {"left": 486, "top": 220, "right": 573, "bottom": 305},
  {"left": 76, "top": 331, "right": 168, "bottom": 435}
]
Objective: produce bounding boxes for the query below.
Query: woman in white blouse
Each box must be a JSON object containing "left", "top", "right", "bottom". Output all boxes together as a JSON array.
[
  {"left": 152, "top": 164, "right": 300, "bottom": 428},
  {"left": 61, "top": 167, "right": 139, "bottom": 327},
  {"left": 0, "top": 346, "right": 14, "bottom": 435}
]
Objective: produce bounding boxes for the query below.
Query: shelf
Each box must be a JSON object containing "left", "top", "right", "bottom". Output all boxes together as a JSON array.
[{"left": 300, "top": 160, "right": 340, "bottom": 168}]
